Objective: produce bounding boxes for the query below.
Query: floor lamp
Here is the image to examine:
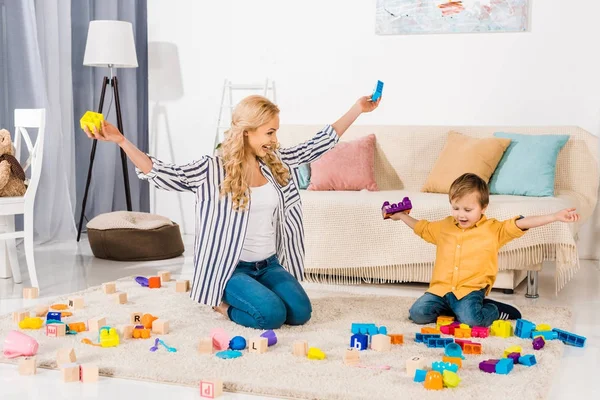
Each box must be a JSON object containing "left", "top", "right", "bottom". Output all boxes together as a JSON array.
[{"left": 77, "top": 20, "right": 138, "bottom": 242}]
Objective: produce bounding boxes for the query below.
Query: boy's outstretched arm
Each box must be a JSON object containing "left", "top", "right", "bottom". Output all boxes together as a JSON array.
[
  {"left": 385, "top": 210, "right": 419, "bottom": 230},
  {"left": 516, "top": 208, "right": 580, "bottom": 230}
]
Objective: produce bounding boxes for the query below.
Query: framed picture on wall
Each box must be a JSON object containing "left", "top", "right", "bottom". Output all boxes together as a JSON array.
[{"left": 376, "top": 0, "right": 529, "bottom": 35}]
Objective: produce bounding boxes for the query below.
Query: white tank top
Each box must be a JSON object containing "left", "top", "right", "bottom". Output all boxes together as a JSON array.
[{"left": 239, "top": 181, "right": 278, "bottom": 262}]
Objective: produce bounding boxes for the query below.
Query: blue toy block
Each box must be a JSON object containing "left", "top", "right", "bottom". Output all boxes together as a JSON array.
[
  {"left": 426, "top": 337, "right": 454, "bottom": 348},
  {"left": 415, "top": 333, "right": 440, "bottom": 343},
  {"left": 378, "top": 326, "right": 388, "bottom": 335},
  {"left": 46, "top": 312, "right": 61, "bottom": 322},
  {"left": 414, "top": 369, "right": 427, "bottom": 383},
  {"left": 531, "top": 330, "right": 558, "bottom": 341},
  {"left": 552, "top": 328, "right": 586, "bottom": 347},
  {"left": 515, "top": 319, "right": 536, "bottom": 339},
  {"left": 432, "top": 361, "right": 459, "bottom": 374},
  {"left": 351, "top": 323, "right": 379, "bottom": 335},
  {"left": 495, "top": 358, "right": 514, "bottom": 374},
  {"left": 518, "top": 354, "right": 537, "bottom": 366},
  {"left": 350, "top": 334, "right": 369, "bottom": 351},
  {"left": 371, "top": 80, "right": 384, "bottom": 102}
]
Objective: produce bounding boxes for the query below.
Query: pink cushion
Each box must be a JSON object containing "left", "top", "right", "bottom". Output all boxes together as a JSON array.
[{"left": 308, "top": 134, "right": 379, "bottom": 191}]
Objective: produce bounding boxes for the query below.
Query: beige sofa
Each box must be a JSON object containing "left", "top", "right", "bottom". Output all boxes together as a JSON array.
[{"left": 278, "top": 125, "right": 599, "bottom": 297}]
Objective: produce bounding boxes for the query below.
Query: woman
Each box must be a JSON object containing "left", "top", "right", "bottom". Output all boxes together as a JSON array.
[{"left": 84, "top": 94, "right": 380, "bottom": 329}]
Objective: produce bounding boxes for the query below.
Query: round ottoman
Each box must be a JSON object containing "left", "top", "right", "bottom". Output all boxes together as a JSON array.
[{"left": 87, "top": 211, "right": 185, "bottom": 261}]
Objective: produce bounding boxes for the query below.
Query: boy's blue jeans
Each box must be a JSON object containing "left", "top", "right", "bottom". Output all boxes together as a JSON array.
[
  {"left": 222, "top": 255, "right": 312, "bottom": 329},
  {"left": 409, "top": 288, "right": 499, "bottom": 327}
]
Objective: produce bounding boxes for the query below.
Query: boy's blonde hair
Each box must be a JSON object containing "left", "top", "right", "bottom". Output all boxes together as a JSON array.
[
  {"left": 449, "top": 173, "right": 489, "bottom": 207},
  {"left": 219, "top": 95, "right": 290, "bottom": 210}
]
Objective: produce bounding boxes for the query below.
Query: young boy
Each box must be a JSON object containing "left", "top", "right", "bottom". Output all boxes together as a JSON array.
[{"left": 386, "top": 173, "right": 579, "bottom": 327}]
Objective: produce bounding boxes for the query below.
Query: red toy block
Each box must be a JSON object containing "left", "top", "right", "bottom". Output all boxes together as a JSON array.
[
  {"left": 454, "top": 339, "right": 474, "bottom": 350},
  {"left": 440, "top": 322, "right": 461, "bottom": 335},
  {"left": 148, "top": 276, "right": 161, "bottom": 289},
  {"left": 471, "top": 326, "right": 490, "bottom": 338}
]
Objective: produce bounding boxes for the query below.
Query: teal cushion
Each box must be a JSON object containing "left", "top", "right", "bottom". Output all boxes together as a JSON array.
[
  {"left": 489, "top": 132, "right": 569, "bottom": 197},
  {"left": 297, "top": 164, "right": 311, "bottom": 189}
]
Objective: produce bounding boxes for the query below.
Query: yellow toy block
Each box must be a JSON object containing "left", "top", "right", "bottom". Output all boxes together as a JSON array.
[
  {"left": 491, "top": 320, "right": 513, "bottom": 338},
  {"left": 80, "top": 111, "right": 104, "bottom": 133},
  {"left": 19, "top": 317, "right": 44, "bottom": 330},
  {"left": 503, "top": 345, "right": 522, "bottom": 358},
  {"left": 99, "top": 327, "right": 119, "bottom": 348},
  {"left": 436, "top": 316, "right": 454, "bottom": 329},
  {"left": 536, "top": 323, "right": 551, "bottom": 331}
]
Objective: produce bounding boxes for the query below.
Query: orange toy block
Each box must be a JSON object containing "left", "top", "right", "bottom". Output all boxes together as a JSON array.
[
  {"left": 23, "top": 287, "right": 39, "bottom": 299},
  {"left": 57, "top": 348, "right": 77, "bottom": 367},
  {"left": 249, "top": 337, "right": 268, "bottom": 354},
  {"left": 46, "top": 324, "right": 66, "bottom": 337},
  {"left": 34, "top": 305, "right": 49, "bottom": 317},
  {"left": 132, "top": 327, "right": 151, "bottom": 339},
  {"left": 148, "top": 276, "right": 161, "bottom": 288},
  {"left": 130, "top": 312, "right": 143, "bottom": 325},
  {"left": 436, "top": 316, "right": 454, "bottom": 329},
  {"left": 421, "top": 327, "right": 441, "bottom": 334},
  {"left": 442, "top": 356, "right": 462, "bottom": 369},
  {"left": 200, "top": 379, "right": 223, "bottom": 398},
  {"left": 158, "top": 271, "right": 171, "bottom": 282},
  {"left": 68, "top": 296, "right": 85, "bottom": 310},
  {"left": 198, "top": 337, "right": 214, "bottom": 354},
  {"left": 293, "top": 340, "right": 308, "bottom": 357},
  {"left": 343, "top": 348, "right": 360, "bottom": 366},
  {"left": 61, "top": 363, "right": 80, "bottom": 383},
  {"left": 114, "top": 292, "right": 128, "bottom": 304},
  {"left": 80, "top": 364, "right": 99, "bottom": 383},
  {"left": 68, "top": 322, "right": 87, "bottom": 333},
  {"left": 176, "top": 280, "right": 190, "bottom": 292},
  {"left": 122, "top": 324, "right": 135, "bottom": 339},
  {"left": 141, "top": 314, "right": 158, "bottom": 329},
  {"left": 371, "top": 334, "right": 392, "bottom": 352},
  {"left": 424, "top": 371, "right": 444, "bottom": 390},
  {"left": 464, "top": 342, "right": 482, "bottom": 355},
  {"left": 102, "top": 282, "right": 116, "bottom": 294},
  {"left": 18, "top": 357, "right": 37, "bottom": 375},
  {"left": 152, "top": 319, "right": 169, "bottom": 334},
  {"left": 88, "top": 317, "right": 106, "bottom": 332},
  {"left": 51, "top": 304, "right": 69, "bottom": 311},
  {"left": 454, "top": 327, "right": 472, "bottom": 338},
  {"left": 12, "top": 310, "right": 29, "bottom": 324},
  {"left": 389, "top": 334, "right": 404, "bottom": 345}
]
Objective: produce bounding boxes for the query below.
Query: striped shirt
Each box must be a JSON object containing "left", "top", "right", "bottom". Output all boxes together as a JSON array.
[{"left": 136, "top": 125, "right": 339, "bottom": 306}]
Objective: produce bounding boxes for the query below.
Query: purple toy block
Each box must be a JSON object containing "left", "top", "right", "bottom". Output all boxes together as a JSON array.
[
  {"left": 479, "top": 359, "right": 499, "bottom": 373},
  {"left": 382, "top": 198, "right": 412, "bottom": 219},
  {"left": 532, "top": 336, "right": 545, "bottom": 350},
  {"left": 260, "top": 329, "right": 277, "bottom": 346},
  {"left": 507, "top": 352, "right": 521, "bottom": 364}
]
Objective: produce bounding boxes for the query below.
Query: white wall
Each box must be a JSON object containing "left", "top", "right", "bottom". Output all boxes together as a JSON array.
[{"left": 147, "top": 0, "right": 600, "bottom": 258}]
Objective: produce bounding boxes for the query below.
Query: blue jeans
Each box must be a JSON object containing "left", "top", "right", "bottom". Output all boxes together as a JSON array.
[
  {"left": 222, "top": 255, "right": 312, "bottom": 329},
  {"left": 409, "top": 289, "right": 499, "bottom": 327}
]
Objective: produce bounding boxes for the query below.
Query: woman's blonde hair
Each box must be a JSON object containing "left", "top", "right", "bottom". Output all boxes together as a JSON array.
[{"left": 219, "top": 95, "right": 290, "bottom": 210}]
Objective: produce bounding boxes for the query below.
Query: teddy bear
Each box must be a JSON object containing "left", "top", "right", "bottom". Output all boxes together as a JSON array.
[{"left": 0, "top": 129, "right": 27, "bottom": 197}]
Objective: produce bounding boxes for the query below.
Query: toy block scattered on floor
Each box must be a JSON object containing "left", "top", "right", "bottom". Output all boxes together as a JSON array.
[
  {"left": 442, "top": 356, "right": 462, "bottom": 369},
  {"left": 415, "top": 333, "right": 440, "bottom": 343},
  {"left": 536, "top": 323, "right": 551, "bottom": 331},
  {"left": 80, "top": 364, "right": 99, "bottom": 383},
  {"left": 260, "top": 330, "right": 277, "bottom": 346},
  {"left": 47, "top": 312, "right": 62, "bottom": 322},
  {"left": 152, "top": 319, "right": 169, "bottom": 334},
  {"left": 491, "top": 320, "right": 513, "bottom": 338},
  {"left": 371, "top": 334, "right": 391, "bottom": 351},
  {"left": 471, "top": 326, "right": 489, "bottom": 338},
  {"left": 293, "top": 340, "right": 308, "bottom": 357},
  {"left": 519, "top": 354, "right": 537, "bottom": 366},
  {"left": 552, "top": 328, "right": 586, "bottom": 347},
  {"left": 122, "top": 324, "right": 135, "bottom": 339},
  {"left": 307, "top": 347, "right": 326, "bottom": 360},
  {"left": 406, "top": 356, "right": 427, "bottom": 377},
  {"left": 454, "top": 339, "right": 474, "bottom": 350},
  {"left": 102, "top": 282, "right": 116, "bottom": 294},
  {"left": 176, "top": 280, "right": 190, "bottom": 292},
  {"left": 198, "top": 337, "right": 214, "bottom": 354},
  {"left": 88, "top": 317, "right": 107, "bottom": 332},
  {"left": 343, "top": 348, "right": 360, "bottom": 366},
  {"left": 464, "top": 342, "right": 482, "bottom": 354},
  {"left": 421, "top": 327, "right": 441, "bottom": 334},
  {"left": 503, "top": 345, "right": 522, "bottom": 358},
  {"left": 67, "top": 297, "right": 84, "bottom": 310},
  {"left": 479, "top": 359, "right": 499, "bottom": 373},
  {"left": 34, "top": 305, "right": 48, "bottom": 317},
  {"left": 200, "top": 379, "right": 223, "bottom": 398},
  {"left": 61, "top": 363, "right": 80, "bottom": 383},
  {"left": 350, "top": 334, "right": 369, "bottom": 351},
  {"left": 389, "top": 334, "right": 404, "bottom": 344},
  {"left": 148, "top": 276, "right": 161, "bottom": 288},
  {"left": 532, "top": 330, "right": 558, "bottom": 341},
  {"left": 18, "top": 357, "right": 36, "bottom": 375},
  {"left": 532, "top": 336, "right": 545, "bottom": 350},
  {"left": 57, "top": 348, "right": 76, "bottom": 367},
  {"left": 436, "top": 316, "right": 455, "bottom": 329},
  {"left": 424, "top": 370, "right": 443, "bottom": 390},
  {"left": 440, "top": 321, "right": 461, "bottom": 335},
  {"left": 46, "top": 324, "right": 66, "bottom": 337},
  {"left": 114, "top": 292, "right": 128, "bottom": 304},
  {"left": 515, "top": 319, "right": 536, "bottom": 338},
  {"left": 495, "top": 358, "right": 514, "bottom": 374},
  {"left": 506, "top": 352, "right": 521, "bottom": 364},
  {"left": 433, "top": 361, "right": 459, "bottom": 374},
  {"left": 19, "top": 317, "right": 43, "bottom": 330},
  {"left": 248, "top": 337, "right": 268, "bottom": 354},
  {"left": 158, "top": 271, "right": 171, "bottom": 282},
  {"left": 414, "top": 369, "right": 427, "bottom": 383},
  {"left": 130, "top": 312, "right": 143, "bottom": 325},
  {"left": 426, "top": 337, "right": 453, "bottom": 348},
  {"left": 12, "top": 310, "right": 29, "bottom": 324},
  {"left": 68, "top": 322, "right": 87, "bottom": 333},
  {"left": 23, "top": 287, "right": 39, "bottom": 299},
  {"left": 454, "top": 326, "right": 471, "bottom": 338},
  {"left": 351, "top": 323, "right": 380, "bottom": 335},
  {"left": 142, "top": 314, "right": 158, "bottom": 329}
]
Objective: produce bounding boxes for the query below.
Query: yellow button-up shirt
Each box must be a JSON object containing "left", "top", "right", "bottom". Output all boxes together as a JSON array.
[{"left": 414, "top": 215, "right": 526, "bottom": 300}]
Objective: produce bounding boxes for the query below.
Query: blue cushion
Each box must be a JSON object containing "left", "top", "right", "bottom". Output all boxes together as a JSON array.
[
  {"left": 489, "top": 132, "right": 569, "bottom": 197},
  {"left": 297, "top": 164, "right": 311, "bottom": 190}
]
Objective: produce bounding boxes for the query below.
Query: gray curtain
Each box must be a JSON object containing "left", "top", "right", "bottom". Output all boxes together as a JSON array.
[{"left": 72, "top": 0, "right": 149, "bottom": 230}]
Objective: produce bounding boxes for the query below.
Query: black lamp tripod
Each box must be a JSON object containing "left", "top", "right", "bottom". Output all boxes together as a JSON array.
[{"left": 76, "top": 74, "right": 132, "bottom": 242}]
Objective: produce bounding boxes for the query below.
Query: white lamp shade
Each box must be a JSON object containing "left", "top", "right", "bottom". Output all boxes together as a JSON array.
[{"left": 83, "top": 20, "right": 138, "bottom": 68}]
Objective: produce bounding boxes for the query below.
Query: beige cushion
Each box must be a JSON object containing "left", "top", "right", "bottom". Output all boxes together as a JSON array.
[{"left": 421, "top": 131, "right": 511, "bottom": 194}]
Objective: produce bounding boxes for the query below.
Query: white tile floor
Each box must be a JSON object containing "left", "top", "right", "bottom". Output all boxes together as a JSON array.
[{"left": 0, "top": 235, "right": 598, "bottom": 400}]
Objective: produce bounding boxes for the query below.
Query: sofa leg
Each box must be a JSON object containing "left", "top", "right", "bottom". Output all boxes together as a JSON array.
[
  {"left": 525, "top": 271, "right": 539, "bottom": 299},
  {"left": 502, "top": 289, "right": 514, "bottom": 295}
]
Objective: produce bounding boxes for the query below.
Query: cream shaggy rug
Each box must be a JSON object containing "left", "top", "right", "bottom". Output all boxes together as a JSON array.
[{"left": 0, "top": 277, "right": 571, "bottom": 400}]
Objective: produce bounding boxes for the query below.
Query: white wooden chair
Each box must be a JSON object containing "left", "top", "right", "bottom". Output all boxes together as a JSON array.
[{"left": 0, "top": 109, "right": 46, "bottom": 289}]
